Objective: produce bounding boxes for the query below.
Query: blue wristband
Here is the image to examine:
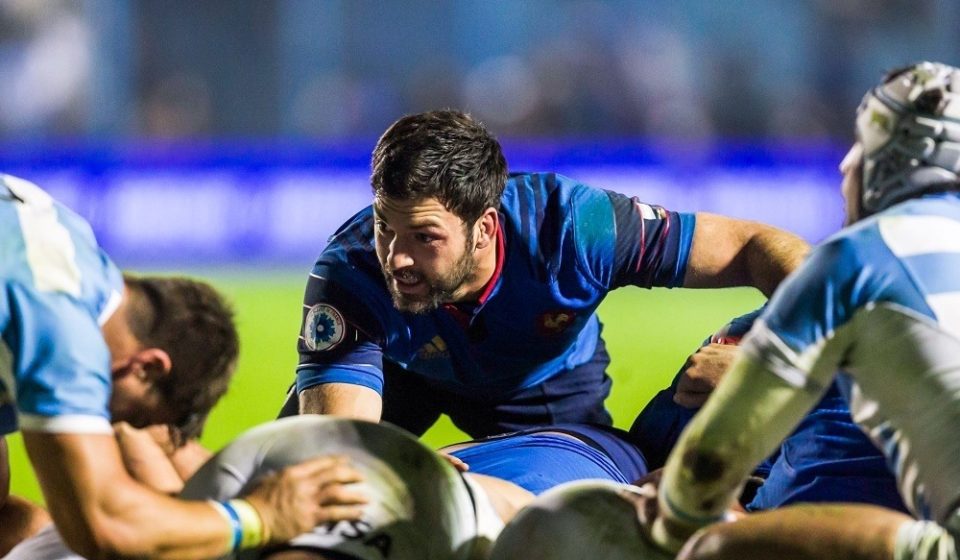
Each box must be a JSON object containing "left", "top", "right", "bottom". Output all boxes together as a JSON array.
[{"left": 214, "top": 500, "right": 243, "bottom": 552}]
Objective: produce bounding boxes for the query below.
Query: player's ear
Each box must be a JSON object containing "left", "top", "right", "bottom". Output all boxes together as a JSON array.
[
  {"left": 473, "top": 208, "right": 499, "bottom": 250},
  {"left": 136, "top": 347, "right": 173, "bottom": 382}
]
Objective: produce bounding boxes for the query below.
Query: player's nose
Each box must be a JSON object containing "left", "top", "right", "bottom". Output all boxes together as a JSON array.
[{"left": 385, "top": 238, "right": 415, "bottom": 270}]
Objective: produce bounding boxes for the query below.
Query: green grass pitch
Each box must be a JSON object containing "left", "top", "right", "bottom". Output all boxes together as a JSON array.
[{"left": 6, "top": 273, "right": 763, "bottom": 503}]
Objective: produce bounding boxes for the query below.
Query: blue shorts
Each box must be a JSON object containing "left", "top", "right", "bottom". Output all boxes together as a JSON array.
[{"left": 446, "top": 424, "right": 648, "bottom": 495}]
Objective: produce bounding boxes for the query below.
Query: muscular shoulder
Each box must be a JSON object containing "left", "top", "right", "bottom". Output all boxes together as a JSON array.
[
  {"left": 500, "top": 173, "right": 611, "bottom": 232},
  {"left": 0, "top": 174, "right": 122, "bottom": 324},
  {"left": 304, "top": 209, "right": 395, "bottom": 347},
  {"left": 499, "top": 173, "right": 615, "bottom": 277}
]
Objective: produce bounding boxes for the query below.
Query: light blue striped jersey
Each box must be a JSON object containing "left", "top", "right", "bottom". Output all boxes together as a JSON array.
[
  {"left": 0, "top": 175, "right": 122, "bottom": 435},
  {"left": 743, "top": 192, "right": 960, "bottom": 523}
]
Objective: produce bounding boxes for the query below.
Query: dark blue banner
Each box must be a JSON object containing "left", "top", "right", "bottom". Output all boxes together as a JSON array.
[{"left": 4, "top": 139, "right": 847, "bottom": 266}]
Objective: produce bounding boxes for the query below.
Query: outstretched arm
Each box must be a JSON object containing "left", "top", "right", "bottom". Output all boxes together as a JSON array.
[
  {"left": 683, "top": 213, "right": 809, "bottom": 297},
  {"left": 23, "top": 430, "right": 366, "bottom": 560}
]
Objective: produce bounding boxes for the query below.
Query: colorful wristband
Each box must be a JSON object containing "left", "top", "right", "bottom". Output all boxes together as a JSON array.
[
  {"left": 209, "top": 500, "right": 243, "bottom": 553},
  {"left": 229, "top": 499, "right": 267, "bottom": 549}
]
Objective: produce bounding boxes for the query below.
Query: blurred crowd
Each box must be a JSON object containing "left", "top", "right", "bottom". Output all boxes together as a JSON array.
[{"left": 0, "top": 0, "right": 955, "bottom": 141}]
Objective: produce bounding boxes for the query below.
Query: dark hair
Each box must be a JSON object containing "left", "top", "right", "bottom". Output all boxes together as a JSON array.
[
  {"left": 370, "top": 110, "right": 508, "bottom": 225},
  {"left": 123, "top": 274, "right": 239, "bottom": 439}
]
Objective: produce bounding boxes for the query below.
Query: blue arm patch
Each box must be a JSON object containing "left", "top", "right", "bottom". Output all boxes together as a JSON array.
[{"left": 296, "top": 260, "right": 391, "bottom": 397}]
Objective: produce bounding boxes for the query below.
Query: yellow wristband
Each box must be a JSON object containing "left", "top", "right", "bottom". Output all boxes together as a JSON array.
[{"left": 228, "top": 499, "right": 267, "bottom": 549}]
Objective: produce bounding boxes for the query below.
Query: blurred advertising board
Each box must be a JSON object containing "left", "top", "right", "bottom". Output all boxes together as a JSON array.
[{"left": 2, "top": 139, "right": 845, "bottom": 267}]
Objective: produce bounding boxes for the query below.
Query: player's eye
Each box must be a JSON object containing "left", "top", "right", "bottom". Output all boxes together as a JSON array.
[
  {"left": 415, "top": 233, "right": 436, "bottom": 244},
  {"left": 375, "top": 220, "right": 393, "bottom": 235}
]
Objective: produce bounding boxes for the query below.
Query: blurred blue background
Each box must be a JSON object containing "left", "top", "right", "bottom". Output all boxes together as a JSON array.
[
  {"left": 2, "top": 0, "right": 958, "bottom": 264},
  {"left": 5, "top": 0, "right": 960, "bottom": 503}
]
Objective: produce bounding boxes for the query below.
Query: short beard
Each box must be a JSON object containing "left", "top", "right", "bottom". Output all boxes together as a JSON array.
[{"left": 385, "top": 236, "right": 477, "bottom": 315}]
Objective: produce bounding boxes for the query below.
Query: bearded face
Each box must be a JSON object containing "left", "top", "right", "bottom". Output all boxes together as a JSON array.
[{"left": 374, "top": 195, "right": 481, "bottom": 314}]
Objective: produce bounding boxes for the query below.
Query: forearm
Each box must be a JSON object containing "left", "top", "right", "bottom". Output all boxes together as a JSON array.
[
  {"left": 115, "top": 424, "right": 185, "bottom": 495},
  {"left": 655, "top": 354, "right": 820, "bottom": 550},
  {"left": 24, "top": 431, "right": 233, "bottom": 560},
  {"left": 742, "top": 225, "right": 810, "bottom": 297},
  {"left": 683, "top": 213, "right": 809, "bottom": 297},
  {"left": 169, "top": 440, "right": 213, "bottom": 482},
  {"left": 298, "top": 382, "right": 382, "bottom": 421},
  {"left": 81, "top": 485, "right": 234, "bottom": 560},
  {"left": 114, "top": 424, "right": 213, "bottom": 493}
]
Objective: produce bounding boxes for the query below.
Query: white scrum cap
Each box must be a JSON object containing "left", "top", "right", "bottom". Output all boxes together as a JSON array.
[{"left": 857, "top": 61, "right": 960, "bottom": 214}]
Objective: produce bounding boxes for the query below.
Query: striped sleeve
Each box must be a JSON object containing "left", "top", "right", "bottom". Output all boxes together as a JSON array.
[{"left": 601, "top": 190, "right": 695, "bottom": 289}]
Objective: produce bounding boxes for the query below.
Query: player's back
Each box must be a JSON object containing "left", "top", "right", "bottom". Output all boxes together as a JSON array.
[
  {"left": 0, "top": 174, "right": 122, "bottom": 435},
  {"left": 0, "top": 175, "right": 118, "bottom": 301},
  {"left": 838, "top": 193, "right": 960, "bottom": 523},
  {"left": 181, "top": 416, "right": 494, "bottom": 560}
]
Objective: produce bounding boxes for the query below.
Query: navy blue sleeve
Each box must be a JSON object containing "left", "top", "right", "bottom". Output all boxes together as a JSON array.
[
  {"left": 577, "top": 188, "right": 695, "bottom": 289},
  {"left": 296, "top": 271, "right": 387, "bottom": 395}
]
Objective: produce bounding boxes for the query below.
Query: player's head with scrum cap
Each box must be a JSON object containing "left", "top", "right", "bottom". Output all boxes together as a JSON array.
[
  {"left": 843, "top": 61, "right": 960, "bottom": 224},
  {"left": 369, "top": 111, "right": 507, "bottom": 314},
  {"left": 103, "top": 274, "right": 239, "bottom": 440}
]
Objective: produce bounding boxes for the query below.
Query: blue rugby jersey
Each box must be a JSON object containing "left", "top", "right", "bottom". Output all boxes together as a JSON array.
[
  {"left": 0, "top": 175, "right": 123, "bottom": 435},
  {"left": 631, "top": 309, "right": 905, "bottom": 513},
  {"left": 296, "top": 172, "right": 695, "bottom": 399},
  {"left": 743, "top": 192, "right": 960, "bottom": 523}
]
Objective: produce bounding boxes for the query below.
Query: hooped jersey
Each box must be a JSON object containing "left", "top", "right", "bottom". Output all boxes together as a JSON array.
[
  {"left": 743, "top": 192, "right": 960, "bottom": 523},
  {"left": 0, "top": 175, "right": 122, "bottom": 436},
  {"left": 296, "top": 172, "right": 695, "bottom": 399}
]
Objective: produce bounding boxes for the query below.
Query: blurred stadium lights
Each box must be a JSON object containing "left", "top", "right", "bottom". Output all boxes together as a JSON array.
[{"left": 0, "top": 0, "right": 957, "bottom": 266}]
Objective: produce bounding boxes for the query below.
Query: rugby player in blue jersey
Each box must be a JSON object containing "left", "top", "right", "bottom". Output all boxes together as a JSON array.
[
  {"left": 287, "top": 109, "right": 810, "bottom": 439},
  {"left": 629, "top": 61, "right": 960, "bottom": 559},
  {"left": 0, "top": 175, "right": 366, "bottom": 559},
  {"left": 632, "top": 309, "right": 906, "bottom": 513}
]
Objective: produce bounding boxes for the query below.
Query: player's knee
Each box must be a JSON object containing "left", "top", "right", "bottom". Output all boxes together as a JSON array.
[{"left": 677, "top": 524, "right": 738, "bottom": 560}]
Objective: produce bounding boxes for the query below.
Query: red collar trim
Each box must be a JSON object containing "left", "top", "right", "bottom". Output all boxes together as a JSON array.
[{"left": 477, "top": 225, "right": 505, "bottom": 304}]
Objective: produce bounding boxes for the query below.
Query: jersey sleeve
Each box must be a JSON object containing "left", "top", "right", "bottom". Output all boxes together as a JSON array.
[
  {"left": 296, "top": 270, "right": 387, "bottom": 395},
  {"left": 742, "top": 233, "right": 883, "bottom": 393},
  {"left": 8, "top": 284, "right": 113, "bottom": 434},
  {"left": 573, "top": 187, "right": 695, "bottom": 289}
]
